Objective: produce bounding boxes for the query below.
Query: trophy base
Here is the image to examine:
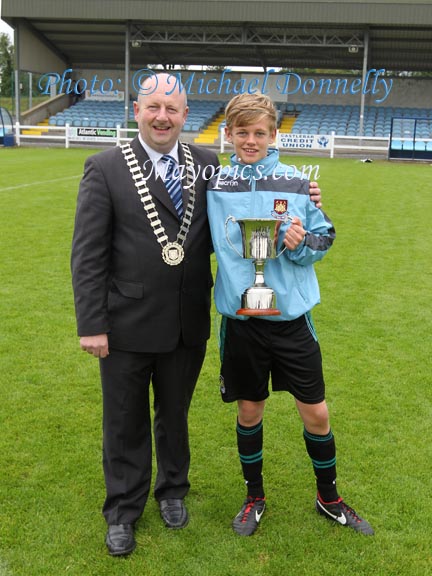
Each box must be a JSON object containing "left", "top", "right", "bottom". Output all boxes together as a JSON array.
[
  {"left": 236, "top": 308, "right": 281, "bottom": 316},
  {"left": 236, "top": 285, "right": 280, "bottom": 316}
]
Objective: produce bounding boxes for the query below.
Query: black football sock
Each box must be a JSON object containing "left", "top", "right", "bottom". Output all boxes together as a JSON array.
[
  {"left": 303, "top": 427, "right": 339, "bottom": 502},
  {"left": 236, "top": 419, "right": 265, "bottom": 499}
]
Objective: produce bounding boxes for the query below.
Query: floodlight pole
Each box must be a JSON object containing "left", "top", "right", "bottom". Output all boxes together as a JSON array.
[
  {"left": 29, "top": 72, "right": 32, "bottom": 110},
  {"left": 14, "top": 26, "right": 20, "bottom": 122},
  {"left": 359, "top": 29, "right": 369, "bottom": 138},
  {"left": 125, "top": 23, "right": 130, "bottom": 133}
]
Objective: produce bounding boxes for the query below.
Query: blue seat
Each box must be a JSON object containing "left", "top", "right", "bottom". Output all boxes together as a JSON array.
[
  {"left": 415, "top": 141, "right": 426, "bottom": 151},
  {"left": 391, "top": 139, "right": 403, "bottom": 150}
]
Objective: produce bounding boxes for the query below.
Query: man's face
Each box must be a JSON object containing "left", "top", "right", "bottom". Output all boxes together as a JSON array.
[
  {"left": 225, "top": 120, "right": 276, "bottom": 164},
  {"left": 134, "top": 76, "right": 188, "bottom": 154}
]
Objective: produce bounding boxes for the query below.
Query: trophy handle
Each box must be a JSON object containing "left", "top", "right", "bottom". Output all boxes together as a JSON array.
[
  {"left": 275, "top": 214, "right": 295, "bottom": 258},
  {"left": 225, "top": 215, "right": 244, "bottom": 258}
]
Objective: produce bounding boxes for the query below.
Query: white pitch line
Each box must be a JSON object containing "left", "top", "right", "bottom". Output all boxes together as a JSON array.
[{"left": 0, "top": 174, "right": 82, "bottom": 192}]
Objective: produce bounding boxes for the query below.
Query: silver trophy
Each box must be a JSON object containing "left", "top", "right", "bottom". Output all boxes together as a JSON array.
[{"left": 225, "top": 216, "right": 290, "bottom": 316}]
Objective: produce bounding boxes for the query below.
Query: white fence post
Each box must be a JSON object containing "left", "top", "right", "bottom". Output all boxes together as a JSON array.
[
  {"left": 15, "top": 121, "right": 20, "bottom": 146},
  {"left": 330, "top": 131, "right": 335, "bottom": 159},
  {"left": 65, "top": 123, "right": 70, "bottom": 149}
]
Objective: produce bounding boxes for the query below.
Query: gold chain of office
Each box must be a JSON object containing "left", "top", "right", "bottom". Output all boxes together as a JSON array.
[{"left": 120, "top": 142, "right": 197, "bottom": 266}]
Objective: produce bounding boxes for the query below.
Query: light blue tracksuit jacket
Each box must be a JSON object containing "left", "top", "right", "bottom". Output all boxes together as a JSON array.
[{"left": 207, "top": 148, "right": 336, "bottom": 321}]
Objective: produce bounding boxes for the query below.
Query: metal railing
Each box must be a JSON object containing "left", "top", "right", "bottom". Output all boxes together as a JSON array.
[{"left": 12, "top": 122, "right": 393, "bottom": 158}]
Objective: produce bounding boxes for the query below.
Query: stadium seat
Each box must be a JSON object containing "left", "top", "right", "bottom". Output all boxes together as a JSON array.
[
  {"left": 415, "top": 141, "right": 426, "bottom": 151},
  {"left": 391, "top": 139, "right": 403, "bottom": 150}
]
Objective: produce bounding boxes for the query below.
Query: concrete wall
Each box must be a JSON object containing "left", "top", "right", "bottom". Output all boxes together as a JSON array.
[
  {"left": 37, "top": 68, "right": 432, "bottom": 111},
  {"left": 240, "top": 72, "right": 432, "bottom": 109},
  {"left": 18, "top": 22, "right": 67, "bottom": 75},
  {"left": 21, "top": 94, "right": 70, "bottom": 125}
]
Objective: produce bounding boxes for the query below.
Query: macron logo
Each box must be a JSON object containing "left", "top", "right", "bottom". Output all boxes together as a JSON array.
[{"left": 218, "top": 180, "right": 238, "bottom": 186}]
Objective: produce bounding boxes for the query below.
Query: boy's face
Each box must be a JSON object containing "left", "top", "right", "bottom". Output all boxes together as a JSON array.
[{"left": 225, "top": 120, "right": 276, "bottom": 165}]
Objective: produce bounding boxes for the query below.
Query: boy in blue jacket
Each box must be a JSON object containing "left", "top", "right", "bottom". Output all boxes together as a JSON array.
[{"left": 207, "top": 93, "right": 373, "bottom": 537}]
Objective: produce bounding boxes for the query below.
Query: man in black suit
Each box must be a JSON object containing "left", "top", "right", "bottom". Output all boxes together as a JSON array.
[
  {"left": 71, "top": 72, "right": 322, "bottom": 557},
  {"left": 71, "top": 73, "right": 218, "bottom": 556}
]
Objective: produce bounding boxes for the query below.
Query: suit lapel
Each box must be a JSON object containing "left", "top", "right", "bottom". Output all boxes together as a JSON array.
[{"left": 177, "top": 142, "right": 190, "bottom": 208}]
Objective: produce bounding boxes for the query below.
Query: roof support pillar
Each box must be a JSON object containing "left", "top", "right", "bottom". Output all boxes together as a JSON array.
[
  {"left": 359, "top": 28, "right": 369, "bottom": 137},
  {"left": 125, "top": 23, "right": 130, "bottom": 129},
  {"left": 14, "top": 26, "right": 21, "bottom": 122}
]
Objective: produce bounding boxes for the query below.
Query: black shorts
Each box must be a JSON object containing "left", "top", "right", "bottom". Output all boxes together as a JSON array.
[{"left": 219, "top": 314, "right": 325, "bottom": 405}]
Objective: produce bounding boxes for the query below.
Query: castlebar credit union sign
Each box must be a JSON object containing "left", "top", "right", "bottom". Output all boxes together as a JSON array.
[{"left": 278, "top": 133, "right": 331, "bottom": 150}]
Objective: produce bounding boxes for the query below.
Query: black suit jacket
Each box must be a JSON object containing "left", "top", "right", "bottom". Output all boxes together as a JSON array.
[{"left": 71, "top": 137, "right": 219, "bottom": 353}]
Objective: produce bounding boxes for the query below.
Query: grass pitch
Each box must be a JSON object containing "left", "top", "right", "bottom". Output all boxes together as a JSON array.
[{"left": 0, "top": 147, "right": 431, "bottom": 575}]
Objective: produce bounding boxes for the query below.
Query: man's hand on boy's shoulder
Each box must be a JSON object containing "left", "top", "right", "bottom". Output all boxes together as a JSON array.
[{"left": 309, "top": 181, "right": 322, "bottom": 209}]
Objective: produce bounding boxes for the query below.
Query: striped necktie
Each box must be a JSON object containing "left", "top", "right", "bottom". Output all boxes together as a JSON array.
[{"left": 161, "top": 155, "right": 183, "bottom": 219}]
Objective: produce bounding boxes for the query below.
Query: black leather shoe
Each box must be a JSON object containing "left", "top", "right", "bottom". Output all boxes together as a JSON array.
[
  {"left": 159, "top": 499, "right": 189, "bottom": 529},
  {"left": 105, "top": 524, "right": 136, "bottom": 556}
]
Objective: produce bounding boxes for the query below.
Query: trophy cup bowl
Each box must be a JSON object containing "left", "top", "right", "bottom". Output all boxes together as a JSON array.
[{"left": 225, "top": 216, "right": 287, "bottom": 316}]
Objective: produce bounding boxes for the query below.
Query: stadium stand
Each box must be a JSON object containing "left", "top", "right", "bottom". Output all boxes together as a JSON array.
[
  {"left": 48, "top": 98, "right": 224, "bottom": 131},
  {"left": 48, "top": 100, "right": 134, "bottom": 128},
  {"left": 3, "top": 0, "right": 432, "bottom": 159},
  {"left": 183, "top": 100, "right": 223, "bottom": 132},
  {"left": 285, "top": 103, "right": 432, "bottom": 139}
]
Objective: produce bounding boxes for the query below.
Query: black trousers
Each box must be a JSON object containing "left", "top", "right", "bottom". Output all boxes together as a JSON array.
[{"left": 99, "top": 342, "right": 206, "bottom": 525}]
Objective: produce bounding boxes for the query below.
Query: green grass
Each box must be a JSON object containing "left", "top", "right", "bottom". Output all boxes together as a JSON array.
[{"left": 1, "top": 147, "right": 431, "bottom": 575}]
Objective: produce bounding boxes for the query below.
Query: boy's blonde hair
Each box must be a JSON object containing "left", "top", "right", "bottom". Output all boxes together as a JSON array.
[{"left": 225, "top": 93, "right": 277, "bottom": 132}]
